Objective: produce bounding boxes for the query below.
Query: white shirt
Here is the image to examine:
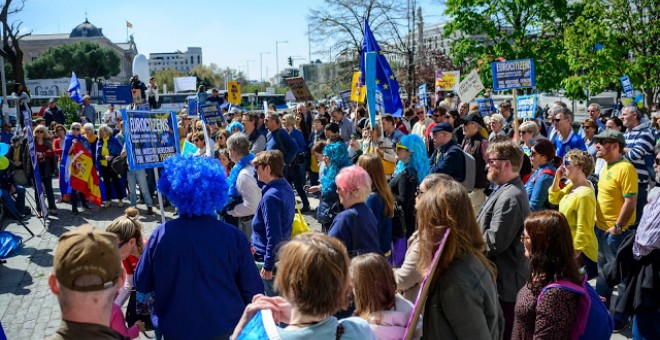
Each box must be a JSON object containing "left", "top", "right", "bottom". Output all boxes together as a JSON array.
[
  {"left": 103, "top": 110, "right": 119, "bottom": 125},
  {"left": 228, "top": 165, "right": 261, "bottom": 217}
]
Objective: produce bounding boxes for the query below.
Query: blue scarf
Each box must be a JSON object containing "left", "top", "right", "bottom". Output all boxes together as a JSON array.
[{"left": 228, "top": 153, "right": 256, "bottom": 197}]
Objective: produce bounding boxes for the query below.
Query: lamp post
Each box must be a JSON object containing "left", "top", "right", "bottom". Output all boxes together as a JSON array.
[
  {"left": 259, "top": 52, "right": 270, "bottom": 83},
  {"left": 275, "top": 40, "right": 288, "bottom": 78}
]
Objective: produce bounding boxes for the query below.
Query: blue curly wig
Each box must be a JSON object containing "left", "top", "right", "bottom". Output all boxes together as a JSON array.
[
  {"left": 158, "top": 155, "right": 229, "bottom": 217},
  {"left": 227, "top": 121, "right": 244, "bottom": 133},
  {"left": 393, "top": 134, "right": 430, "bottom": 183},
  {"left": 321, "top": 141, "right": 352, "bottom": 196}
]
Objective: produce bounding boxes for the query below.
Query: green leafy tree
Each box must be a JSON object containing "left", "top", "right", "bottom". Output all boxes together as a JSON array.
[
  {"left": 25, "top": 41, "right": 120, "bottom": 80},
  {"left": 151, "top": 68, "right": 185, "bottom": 93},
  {"left": 563, "top": 0, "right": 659, "bottom": 107},
  {"left": 57, "top": 95, "right": 80, "bottom": 125},
  {"left": 189, "top": 64, "right": 223, "bottom": 89}
]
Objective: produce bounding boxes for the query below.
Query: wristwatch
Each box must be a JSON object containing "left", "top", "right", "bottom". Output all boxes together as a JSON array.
[{"left": 614, "top": 224, "right": 622, "bottom": 233}]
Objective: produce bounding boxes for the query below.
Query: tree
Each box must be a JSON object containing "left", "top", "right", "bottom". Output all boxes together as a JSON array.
[
  {"left": 563, "top": 0, "right": 659, "bottom": 108},
  {"left": 443, "top": 0, "right": 580, "bottom": 92},
  {"left": 57, "top": 94, "right": 80, "bottom": 125},
  {"left": 25, "top": 41, "right": 120, "bottom": 80},
  {"left": 0, "top": 0, "right": 29, "bottom": 87},
  {"left": 189, "top": 64, "right": 223, "bottom": 89},
  {"left": 151, "top": 68, "right": 185, "bottom": 93}
]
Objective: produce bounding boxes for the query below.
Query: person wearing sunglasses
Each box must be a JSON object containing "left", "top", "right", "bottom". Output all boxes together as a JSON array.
[
  {"left": 33, "top": 125, "right": 58, "bottom": 216},
  {"left": 582, "top": 118, "right": 600, "bottom": 159},
  {"left": 551, "top": 107, "right": 586, "bottom": 158},
  {"left": 60, "top": 122, "right": 92, "bottom": 214},
  {"left": 525, "top": 139, "right": 561, "bottom": 212}
]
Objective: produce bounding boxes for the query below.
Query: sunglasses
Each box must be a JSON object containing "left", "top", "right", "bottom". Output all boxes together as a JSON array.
[
  {"left": 196, "top": 128, "right": 203, "bottom": 131},
  {"left": 433, "top": 114, "right": 442, "bottom": 118},
  {"left": 71, "top": 128, "right": 80, "bottom": 131},
  {"left": 117, "top": 240, "right": 128, "bottom": 248},
  {"left": 563, "top": 159, "right": 572, "bottom": 166},
  {"left": 553, "top": 118, "right": 562, "bottom": 122},
  {"left": 194, "top": 139, "right": 202, "bottom": 142},
  {"left": 35, "top": 131, "right": 43, "bottom": 134},
  {"left": 582, "top": 126, "right": 594, "bottom": 129},
  {"left": 655, "top": 158, "right": 660, "bottom": 165},
  {"left": 530, "top": 150, "right": 537, "bottom": 157},
  {"left": 486, "top": 158, "right": 507, "bottom": 165}
]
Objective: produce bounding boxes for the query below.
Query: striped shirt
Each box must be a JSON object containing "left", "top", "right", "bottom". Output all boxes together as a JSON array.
[
  {"left": 634, "top": 193, "right": 660, "bottom": 258},
  {"left": 623, "top": 121, "right": 655, "bottom": 184}
]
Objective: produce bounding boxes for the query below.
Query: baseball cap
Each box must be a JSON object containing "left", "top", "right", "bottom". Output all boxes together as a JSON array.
[
  {"left": 54, "top": 224, "right": 122, "bottom": 292},
  {"left": 593, "top": 129, "right": 625, "bottom": 145},
  {"left": 431, "top": 122, "right": 454, "bottom": 134},
  {"left": 463, "top": 112, "right": 484, "bottom": 127}
]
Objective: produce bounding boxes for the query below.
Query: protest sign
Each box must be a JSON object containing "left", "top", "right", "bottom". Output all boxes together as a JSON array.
[
  {"left": 620, "top": 75, "right": 634, "bottom": 98},
  {"left": 458, "top": 70, "right": 485, "bottom": 103},
  {"left": 477, "top": 98, "right": 497, "bottom": 117},
  {"left": 174, "top": 76, "right": 197, "bottom": 93},
  {"left": 491, "top": 58, "right": 535, "bottom": 90},
  {"left": 200, "top": 103, "right": 223, "bottom": 125},
  {"left": 418, "top": 84, "right": 428, "bottom": 108},
  {"left": 102, "top": 84, "right": 133, "bottom": 105},
  {"left": 286, "top": 77, "right": 314, "bottom": 101},
  {"left": 187, "top": 96, "right": 198, "bottom": 117},
  {"left": 516, "top": 94, "right": 538, "bottom": 119},
  {"left": 131, "top": 89, "right": 144, "bottom": 104},
  {"left": 285, "top": 91, "right": 296, "bottom": 101},
  {"left": 435, "top": 71, "right": 460, "bottom": 92},
  {"left": 227, "top": 81, "right": 242, "bottom": 105},
  {"left": 181, "top": 140, "right": 198, "bottom": 156},
  {"left": 350, "top": 71, "right": 366, "bottom": 103},
  {"left": 339, "top": 90, "right": 353, "bottom": 111},
  {"left": 122, "top": 109, "right": 180, "bottom": 170}
]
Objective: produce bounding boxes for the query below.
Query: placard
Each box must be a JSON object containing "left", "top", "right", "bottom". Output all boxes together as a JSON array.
[
  {"left": 131, "top": 89, "right": 143, "bottom": 104},
  {"left": 339, "top": 90, "right": 353, "bottom": 111},
  {"left": 516, "top": 94, "right": 537, "bottom": 119},
  {"left": 286, "top": 77, "right": 314, "bottom": 101},
  {"left": 123, "top": 110, "right": 180, "bottom": 170},
  {"left": 418, "top": 84, "right": 428, "bottom": 107},
  {"left": 350, "top": 71, "right": 366, "bottom": 103},
  {"left": 226, "top": 81, "right": 242, "bottom": 105},
  {"left": 491, "top": 58, "right": 535, "bottom": 90},
  {"left": 477, "top": 98, "right": 497, "bottom": 117},
  {"left": 435, "top": 71, "right": 460, "bottom": 92},
  {"left": 620, "top": 75, "right": 634, "bottom": 98},
  {"left": 103, "top": 84, "right": 133, "bottom": 105},
  {"left": 187, "top": 96, "right": 198, "bottom": 117},
  {"left": 457, "top": 70, "right": 485, "bottom": 103},
  {"left": 200, "top": 103, "right": 223, "bottom": 125},
  {"left": 174, "top": 76, "right": 197, "bottom": 93}
]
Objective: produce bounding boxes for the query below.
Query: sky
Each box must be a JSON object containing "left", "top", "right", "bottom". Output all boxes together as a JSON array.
[{"left": 17, "top": 0, "right": 445, "bottom": 81}]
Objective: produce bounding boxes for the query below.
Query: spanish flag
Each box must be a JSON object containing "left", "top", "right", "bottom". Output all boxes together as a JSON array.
[
  {"left": 67, "top": 143, "right": 103, "bottom": 206},
  {"left": 126, "top": 21, "right": 133, "bottom": 28}
]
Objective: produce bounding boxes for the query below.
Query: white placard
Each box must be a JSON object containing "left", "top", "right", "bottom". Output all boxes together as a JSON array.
[
  {"left": 173, "top": 76, "right": 197, "bottom": 93},
  {"left": 458, "top": 70, "right": 485, "bottom": 103}
]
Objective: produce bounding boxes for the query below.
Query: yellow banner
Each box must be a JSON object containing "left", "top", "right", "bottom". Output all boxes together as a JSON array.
[
  {"left": 435, "top": 70, "right": 460, "bottom": 92},
  {"left": 227, "top": 81, "right": 242, "bottom": 105},
  {"left": 351, "top": 72, "right": 366, "bottom": 103}
]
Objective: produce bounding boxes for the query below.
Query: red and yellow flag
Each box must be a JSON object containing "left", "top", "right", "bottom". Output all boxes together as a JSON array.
[{"left": 67, "top": 143, "right": 102, "bottom": 206}]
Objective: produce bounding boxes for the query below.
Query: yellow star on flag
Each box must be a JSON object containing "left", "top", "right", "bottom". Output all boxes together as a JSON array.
[
  {"left": 383, "top": 84, "right": 389, "bottom": 89},
  {"left": 375, "top": 79, "right": 380, "bottom": 85},
  {"left": 389, "top": 75, "right": 395, "bottom": 80}
]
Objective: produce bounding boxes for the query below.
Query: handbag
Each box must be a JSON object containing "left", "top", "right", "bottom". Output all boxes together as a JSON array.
[
  {"left": 291, "top": 201, "right": 311, "bottom": 238},
  {"left": 382, "top": 159, "right": 396, "bottom": 175},
  {"left": 111, "top": 155, "right": 128, "bottom": 174},
  {"left": 13, "top": 169, "right": 29, "bottom": 186},
  {"left": 125, "top": 289, "right": 154, "bottom": 331}
]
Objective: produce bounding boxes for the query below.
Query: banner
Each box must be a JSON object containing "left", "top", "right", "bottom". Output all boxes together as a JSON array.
[
  {"left": 103, "top": 84, "right": 133, "bottom": 105},
  {"left": 365, "top": 52, "right": 378, "bottom": 127},
  {"left": 435, "top": 71, "right": 460, "bottom": 93},
  {"left": 187, "top": 96, "right": 199, "bottom": 117},
  {"left": 286, "top": 77, "right": 314, "bottom": 101},
  {"left": 350, "top": 72, "right": 366, "bottom": 103},
  {"left": 339, "top": 90, "right": 353, "bottom": 111},
  {"left": 516, "top": 94, "right": 538, "bottom": 119},
  {"left": 123, "top": 110, "right": 180, "bottom": 170},
  {"left": 23, "top": 111, "right": 48, "bottom": 217},
  {"left": 67, "top": 142, "right": 103, "bottom": 206},
  {"left": 457, "top": 70, "right": 485, "bottom": 103},
  {"left": 174, "top": 76, "right": 197, "bottom": 93},
  {"left": 227, "top": 81, "right": 242, "bottom": 105},
  {"left": 418, "top": 84, "right": 428, "bottom": 108},
  {"left": 620, "top": 75, "right": 634, "bottom": 98},
  {"left": 491, "top": 58, "right": 535, "bottom": 91},
  {"left": 477, "top": 98, "right": 497, "bottom": 117},
  {"left": 200, "top": 103, "right": 223, "bottom": 125}
]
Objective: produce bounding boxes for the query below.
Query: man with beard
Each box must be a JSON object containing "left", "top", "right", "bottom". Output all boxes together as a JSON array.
[{"left": 476, "top": 140, "right": 531, "bottom": 339}]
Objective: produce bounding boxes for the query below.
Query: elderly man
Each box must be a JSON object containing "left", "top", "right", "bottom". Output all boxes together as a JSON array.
[
  {"left": 44, "top": 99, "right": 65, "bottom": 126},
  {"left": 429, "top": 122, "right": 465, "bottom": 182},
  {"left": 296, "top": 103, "right": 314, "bottom": 138},
  {"left": 411, "top": 106, "right": 433, "bottom": 139},
  {"left": 47, "top": 224, "right": 128, "bottom": 339},
  {"left": 621, "top": 105, "right": 655, "bottom": 223},
  {"left": 226, "top": 133, "right": 262, "bottom": 241},
  {"left": 78, "top": 95, "right": 96, "bottom": 124},
  {"left": 241, "top": 112, "right": 266, "bottom": 154},
  {"left": 551, "top": 107, "right": 586, "bottom": 157},
  {"left": 265, "top": 113, "right": 298, "bottom": 167},
  {"left": 477, "top": 140, "right": 530, "bottom": 339},
  {"left": 330, "top": 106, "right": 355, "bottom": 143}
]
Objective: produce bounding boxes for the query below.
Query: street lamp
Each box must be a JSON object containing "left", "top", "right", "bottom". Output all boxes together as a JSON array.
[
  {"left": 259, "top": 52, "right": 270, "bottom": 83},
  {"left": 275, "top": 40, "right": 288, "bottom": 77},
  {"left": 246, "top": 60, "right": 255, "bottom": 81}
]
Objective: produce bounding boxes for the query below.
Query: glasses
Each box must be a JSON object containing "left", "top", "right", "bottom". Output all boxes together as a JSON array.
[
  {"left": 553, "top": 118, "right": 562, "bottom": 122},
  {"left": 520, "top": 131, "right": 532, "bottom": 135},
  {"left": 563, "top": 158, "right": 572, "bottom": 166},
  {"left": 530, "top": 150, "right": 537, "bottom": 157},
  {"left": 486, "top": 158, "right": 507, "bottom": 165},
  {"left": 35, "top": 131, "right": 43, "bottom": 134},
  {"left": 595, "top": 139, "right": 615, "bottom": 145},
  {"left": 117, "top": 240, "right": 128, "bottom": 248},
  {"left": 416, "top": 111, "right": 424, "bottom": 115},
  {"left": 655, "top": 158, "right": 660, "bottom": 165},
  {"left": 582, "top": 126, "right": 594, "bottom": 130},
  {"left": 433, "top": 114, "right": 442, "bottom": 118},
  {"left": 415, "top": 188, "right": 426, "bottom": 197},
  {"left": 71, "top": 128, "right": 80, "bottom": 131},
  {"left": 194, "top": 139, "right": 202, "bottom": 142}
]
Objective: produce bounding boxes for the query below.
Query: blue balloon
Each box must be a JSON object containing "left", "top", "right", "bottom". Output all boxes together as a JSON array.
[{"left": 0, "top": 143, "right": 8, "bottom": 156}]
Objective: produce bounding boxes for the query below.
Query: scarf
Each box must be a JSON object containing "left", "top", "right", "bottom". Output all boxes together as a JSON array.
[
  {"left": 100, "top": 137, "right": 110, "bottom": 166},
  {"left": 228, "top": 153, "right": 256, "bottom": 197}
]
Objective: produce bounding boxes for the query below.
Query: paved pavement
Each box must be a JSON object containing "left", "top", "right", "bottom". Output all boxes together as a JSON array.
[{"left": 0, "top": 188, "right": 632, "bottom": 339}]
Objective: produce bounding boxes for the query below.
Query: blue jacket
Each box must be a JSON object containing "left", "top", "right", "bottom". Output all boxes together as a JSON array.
[
  {"left": 366, "top": 192, "right": 392, "bottom": 255},
  {"left": 553, "top": 131, "right": 586, "bottom": 157},
  {"left": 525, "top": 163, "right": 556, "bottom": 211},
  {"left": 252, "top": 178, "right": 295, "bottom": 271},
  {"left": 289, "top": 128, "right": 307, "bottom": 153},
  {"left": 329, "top": 202, "right": 381, "bottom": 257},
  {"left": 133, "top": 215, "right": 263, "bottom": 339},
  {"left": 95, "top": 136, "right": 122, "bottom": 163},
  {"left": 266, "top": 128, "right": 298, "bottom": 165},
  {"left": 429, "top": 140, "right": 466, "bottom": 182}
]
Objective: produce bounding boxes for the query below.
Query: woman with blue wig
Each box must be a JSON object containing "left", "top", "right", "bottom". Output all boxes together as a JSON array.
[
  {"left": 389, "top": 134, "right": 430, "bottom": 266},
  {"left": 133, "top": 155, "right": 263, "bottom": 340},
  {"left": 308, "top": 141, "right": 353, "bottom": 232},
  {"left": 227, "top": 121, "right": 244, "bottom": 134}
]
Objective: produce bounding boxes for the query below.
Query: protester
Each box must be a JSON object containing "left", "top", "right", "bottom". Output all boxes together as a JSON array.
[
  {"left": 518, "top": 121, "right": 538, "bottom": 156},
  {"left": 60, "top": 122, "right": 91, "bottom": 214},
  {"left": 283, "top": 113, "right": 310, "bottom": 212},
  {"left": 358, "top": 153, "right": 394, "bottom": 256},
  {"left": 512, "top": 211, "right": 583, "bottom": 339},
  {"left": 382, "top": 114, "right": 405, "bottom": 146},
  {"left": 498, "top": 100, "right": 514, "bottom": 135},
  {"left": 350, "top": 253, "right": 420, "bottom": 339},
  {"left": 43, "top": 99, "right": 65, "bottom": 126},
  {"left": 11, "top": 83, "right": 30, "bottom": 129},
  {"left": 134, "top": 155, "right": 263, "bottom": 340},
  {"left": 0, "top": 122, "right": 13, "bottom": 144},
  {"left": 331, "top": 106, "right": 356, "bottom": 143},
  {"left": 231, "top": 233, "right": 376, "bottom": 339},
  {"left": 328, "top": 165, "right": 380, "bottom": 257},
  {"left": 79, "top": 95, "right": 96, "bottom": 124},
  {"left": 429, "top": 122, "right": 465, "bottom": 182},
  {"left": 351, "top": 123, "right": 396, "bottom": 170},
  {"left": 525, "top": 139, "right": 559, "bottom": 211},
  {"left": 192, "top": 131, "right": 207, "bottom": 157},
  {"left": 47, "top": 225, "right": 126, "bottom": 340},
  {"left": 33, "top": 125, "right": 58, "bottom": 216},
  {"left": 241, "top": 112, "right": 266, "bottom": 154},
  {"left": 309, "top": 141, "right": 352, "bottom": 232},
  {"left": 411, "top": 106, "right": 432, "bottom": 139},
  {"left": 488, "top": 114, "right": 506, "bottom": 141},
  {"left": 251, "top": 150, "right": 295, "bottom": 296},
  {"left": 461, "top": 113, "right": 490, "bottom": 212},
  {"left": 416, "top": 175, "right": 503, "bottom": 339},
  {"left": 227, "top": 121, "right": 245, "bottom": 134},
  {"left": 97, "top": 125, "right": 125, "bottom": 208},
  {"left": 477, "top": 140, "right": 531, "bottom": 339},
  {"left": 552, "top": 107, "right": 586, "bottom": 157},
  {"left": 582, "top": 118, "right": 599, "bottom": 159},
  {"left": 621, "top": 104, "right": 655, "bottom": 222},
  {"left": 225, "top": 133, "right": 261, "bottom": 240},
  {"left": 102, "top": 104, "right": 120, "bottom": 128},
  {"left": 265, "top": 112, "right": 298, "bottom": 167}
]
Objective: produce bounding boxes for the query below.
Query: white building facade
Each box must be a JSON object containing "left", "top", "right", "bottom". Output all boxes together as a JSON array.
[{"left": 148, "top": 47, "right": 203, "bottom": 74}]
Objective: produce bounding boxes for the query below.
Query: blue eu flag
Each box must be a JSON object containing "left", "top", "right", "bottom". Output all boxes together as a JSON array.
[
  {"left": 360, "top": 18, "right": 403, "bottom": 117},
  {"left": 68, "top": 72, "right": 83, "bottom": 104}
]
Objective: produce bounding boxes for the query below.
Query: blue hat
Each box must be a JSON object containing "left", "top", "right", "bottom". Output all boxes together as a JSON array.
[{"left": 431, "top": 122, "right": 453, "bottom": 134}]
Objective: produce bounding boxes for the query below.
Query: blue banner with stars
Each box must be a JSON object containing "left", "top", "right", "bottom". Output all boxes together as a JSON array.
[{"left": 360, "top": 18, "right": 403, "bottom": 117}]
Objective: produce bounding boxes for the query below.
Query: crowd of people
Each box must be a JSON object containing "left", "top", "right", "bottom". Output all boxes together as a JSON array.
[{"left": 5, "top": 87, "right": 655, "bottom": 340}]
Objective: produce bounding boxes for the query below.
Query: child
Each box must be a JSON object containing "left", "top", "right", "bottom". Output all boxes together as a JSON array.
[{"left": 111, "top": 303, "right": 144, "bottom": 339}]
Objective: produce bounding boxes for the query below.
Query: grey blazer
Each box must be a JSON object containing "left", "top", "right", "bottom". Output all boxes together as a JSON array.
[{"left": 477, "top": 177, "right": 531, "bottom": 303}]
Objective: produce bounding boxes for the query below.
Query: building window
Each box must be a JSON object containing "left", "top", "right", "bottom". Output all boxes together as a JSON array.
[
  {"left": 190, "top": 56, "right": 194, "bottom": 64},
  {"left": 197, "top": 55, "right": 200, "bottom": 64}
]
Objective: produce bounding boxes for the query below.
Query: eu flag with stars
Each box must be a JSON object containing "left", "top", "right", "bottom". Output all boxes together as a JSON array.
[{"left": 360, "top": 18, "right": 403, "bottom": 117}]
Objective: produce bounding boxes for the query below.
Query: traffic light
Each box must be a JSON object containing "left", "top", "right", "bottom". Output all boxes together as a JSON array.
[{"left": 288, "top": 57, "right": 293, "bottom": 67}]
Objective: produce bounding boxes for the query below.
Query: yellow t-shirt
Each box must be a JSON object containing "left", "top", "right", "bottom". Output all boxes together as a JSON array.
[
  {"left": 548, "top": 183, "right": 598, "bottom": 262},
  {"left": 595, "top": 158, "right": 638, "bottom": 231}
]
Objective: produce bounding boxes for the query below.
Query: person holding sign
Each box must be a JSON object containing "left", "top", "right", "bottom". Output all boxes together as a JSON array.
[{"left": 416, "top": 174, "right": 503, "bottom": 339}]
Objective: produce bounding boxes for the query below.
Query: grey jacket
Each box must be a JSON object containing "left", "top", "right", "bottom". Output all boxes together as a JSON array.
[
  {"left": 477, "top": 176, "right": 531, "bottom": 303},
  {"left": 423, "top": 253, "right": 504, "bottom": 339}
]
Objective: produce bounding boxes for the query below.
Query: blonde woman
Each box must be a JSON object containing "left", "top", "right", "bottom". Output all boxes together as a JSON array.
[
  {"left": 33, "top": 125, "right": 58, "bottom": 216},
  {"left": 518, "top": 121, "right": 539, "bottom": 156}
]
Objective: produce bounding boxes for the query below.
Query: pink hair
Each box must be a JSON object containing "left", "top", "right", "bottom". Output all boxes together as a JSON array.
[{"left": 336, "top": 165, "right": 372, "bottom": 194}]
